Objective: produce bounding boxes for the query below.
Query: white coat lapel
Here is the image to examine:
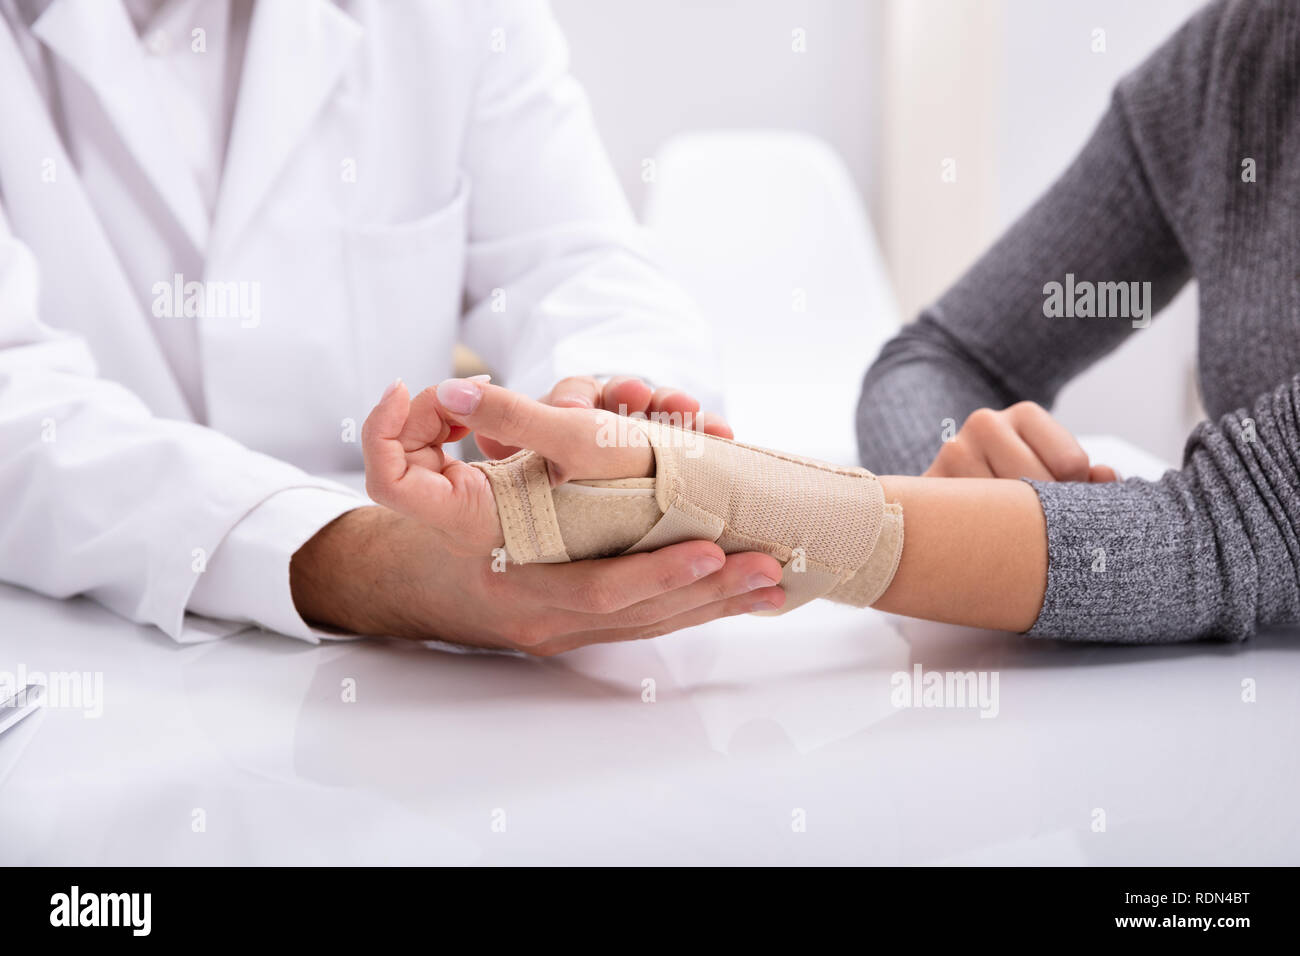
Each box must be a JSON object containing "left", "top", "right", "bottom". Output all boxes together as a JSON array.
[
  {"left": 0, "top": 8, "right": 192, "bottom": 419},
  {"left": 30, "top": 0, "right": 211, "bottom": 253},
  {"left": 208, "top": 0, "right": 362, "bottom": 260}
]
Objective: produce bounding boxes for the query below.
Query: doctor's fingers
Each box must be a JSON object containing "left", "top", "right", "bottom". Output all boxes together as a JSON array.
[
  {"left": 561, "top": 550, "right": 785, "bottom": 632},
  {"left": 362, "top": 380, "right": 461, "bottom": 458},
  {"left": 502, "top": 540, "right": 729, "bottom": 614},
  {"left": 361, "top": 379, "right": 416, "bottom": 492},
  {"left": 492, "top": 546, "right": 784, "bottom": 654},
  {"left": 403, "top": 385, "right": 469, "bottom": 448},
  {"left": 362, "top": 381, "right": 473, "bottom": 525},
  {"left": 434, "top": 378, "right": 653, "bottom": 482},
  {"left": 534, "top": 587, "right": 787, "bottom": 654}
]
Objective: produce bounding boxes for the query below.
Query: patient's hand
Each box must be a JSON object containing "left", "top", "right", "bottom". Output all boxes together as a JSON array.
[
  {"left": 475, "top": 375, "right": 731, "bottom": 459},
  {"left": 924, "top": 401, "right": 1118, "bottom": 482}
]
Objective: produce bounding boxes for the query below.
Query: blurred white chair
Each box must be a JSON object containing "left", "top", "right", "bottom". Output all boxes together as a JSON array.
[{"left": 643, "top": 131, "right": 900, "bottom": 465}]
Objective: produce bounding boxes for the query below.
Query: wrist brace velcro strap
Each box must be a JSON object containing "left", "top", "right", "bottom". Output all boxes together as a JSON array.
[
  {"left": 468, "top": 450, "right": 569, "bottom": 564},
  {"left": 470, "top": 420, "right": 904, "bottom": 613}
]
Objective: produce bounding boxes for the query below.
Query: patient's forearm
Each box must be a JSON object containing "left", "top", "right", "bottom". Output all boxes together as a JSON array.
[{"left": 872, "top": 476, "right": 1047, "bottom": 632}]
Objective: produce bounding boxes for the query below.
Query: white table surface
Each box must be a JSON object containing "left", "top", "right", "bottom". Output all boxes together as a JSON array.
[
  {"left": 2, "top": 438, "right": 1296, "bottom": 866},
  {"left": 2, "top": 574, "right": 1297, "bottom": 866}
]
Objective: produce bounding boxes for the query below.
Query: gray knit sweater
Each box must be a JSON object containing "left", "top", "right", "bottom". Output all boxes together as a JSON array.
[{"left": 856, "top": 0, "right": 1300, "bottom": 643}]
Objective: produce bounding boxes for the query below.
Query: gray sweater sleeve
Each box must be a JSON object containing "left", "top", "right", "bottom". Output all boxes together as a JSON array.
[
  {"left": 1029, "top": 380, "right": 1300, "bottom": 642},
  {"left": 856, "top": 1, "right": 1300, "bottom": 642}
]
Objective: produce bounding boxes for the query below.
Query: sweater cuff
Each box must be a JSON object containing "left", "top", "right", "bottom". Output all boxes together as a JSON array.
[{"left": 1022, "top": 477, "right": 1233, "bottom": 643}]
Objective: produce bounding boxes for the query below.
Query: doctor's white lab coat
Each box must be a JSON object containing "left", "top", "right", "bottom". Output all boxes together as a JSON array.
[{"left": 0, "top": 0, "right": 718, "bottom": 643}]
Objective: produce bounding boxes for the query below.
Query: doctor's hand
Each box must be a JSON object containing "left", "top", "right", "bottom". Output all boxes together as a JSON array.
[
  {"left": 289, "top": 380, "right": 783, "bottom": 655},
  {"left": 474, "top": 375, "right": 733, "bottom": 460},
  {"left": 923, "top": 401, "right": 1119, "bottom": 483}
]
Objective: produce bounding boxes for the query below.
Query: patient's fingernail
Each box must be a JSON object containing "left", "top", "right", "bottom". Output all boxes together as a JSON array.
[
  {"left": 468, "top": 374, "right": 492, "bottom": 383},
  {"left": 750, "top": 600, "right": 778, "bottom": 613},
  {"left": 436, "top": 378, "right": 482, "bottom": 414},
  {"left": 692, "top": 556, "right": 724, "bottom": 578},
  {"left": 382, "top": 377, "right": 403, "bottom": 400},
  {"left": 747, "top": 573, "right": 779, "bottom": 590}
]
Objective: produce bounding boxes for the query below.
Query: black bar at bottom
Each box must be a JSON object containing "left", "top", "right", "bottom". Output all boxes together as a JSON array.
[{"left": 0, "top": 865, "right": 1281, "bottom": 941}]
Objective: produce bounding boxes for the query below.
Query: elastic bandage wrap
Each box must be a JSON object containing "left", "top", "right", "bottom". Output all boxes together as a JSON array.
[{"left": 469, "top": 419, "right": 904, "bottom": 613}]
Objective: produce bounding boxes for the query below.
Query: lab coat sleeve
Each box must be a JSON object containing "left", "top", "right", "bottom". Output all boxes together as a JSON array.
[
  {"left": 457, "top": 0, "right": 723, "bottom": 411},
  {"left": 186, "top": 487, "right": 367, "bottom": 643},
  {"left": 0, "top": 232, "right": 363, "bottom": 641}
]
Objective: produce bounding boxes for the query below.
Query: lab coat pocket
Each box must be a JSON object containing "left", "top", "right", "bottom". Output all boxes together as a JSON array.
[{"left": 343, "top": 175, "right": 470, "bottom": 400}]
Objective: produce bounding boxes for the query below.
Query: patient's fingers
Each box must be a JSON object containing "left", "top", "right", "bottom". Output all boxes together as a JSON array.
[
  {"left": 956, "top": 407, "right": 1052, "bottom": 480},
  {"left": 696, "top": 411, "right": 734, "bottom": 439},
  {"left": 979, "top": 424, "right": 1057, "bottom": 481},
  {"left": 475, "top": 377, "right": 599, "bottom": 460},
  {"left": 473, "top": 434, "right": 518, "bottom": 460},
  {"left": 648, "top": 386, "right": 699, "bottom": 416},
  {"left": 923, "top": 430, "right": 996, "bottom": 479},
  {"left": 601, "top": 376, "right": 654, "bottom": 415},
  {"left": 548, "top": 376, "right": 602, "bottom": 409},
  {"left": 643, "top": 385, "right": 734, "bottom": 437},
  {"left": 435, "top": 378, "right": 568, "bottom": 451},
  {"left": 924, "top": 402, "right": 1098, "bottom": 482},
  {"left": 1089, "top": 464, "right": 1120, "bottom": 483},
  {"left": 1007, "top": 401, "right": 1090, "bottom": 481}
]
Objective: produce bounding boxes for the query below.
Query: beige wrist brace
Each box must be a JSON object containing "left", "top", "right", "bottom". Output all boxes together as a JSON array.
[{"left": 469, "top": 420, "right": 904, "bottom": 614}]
